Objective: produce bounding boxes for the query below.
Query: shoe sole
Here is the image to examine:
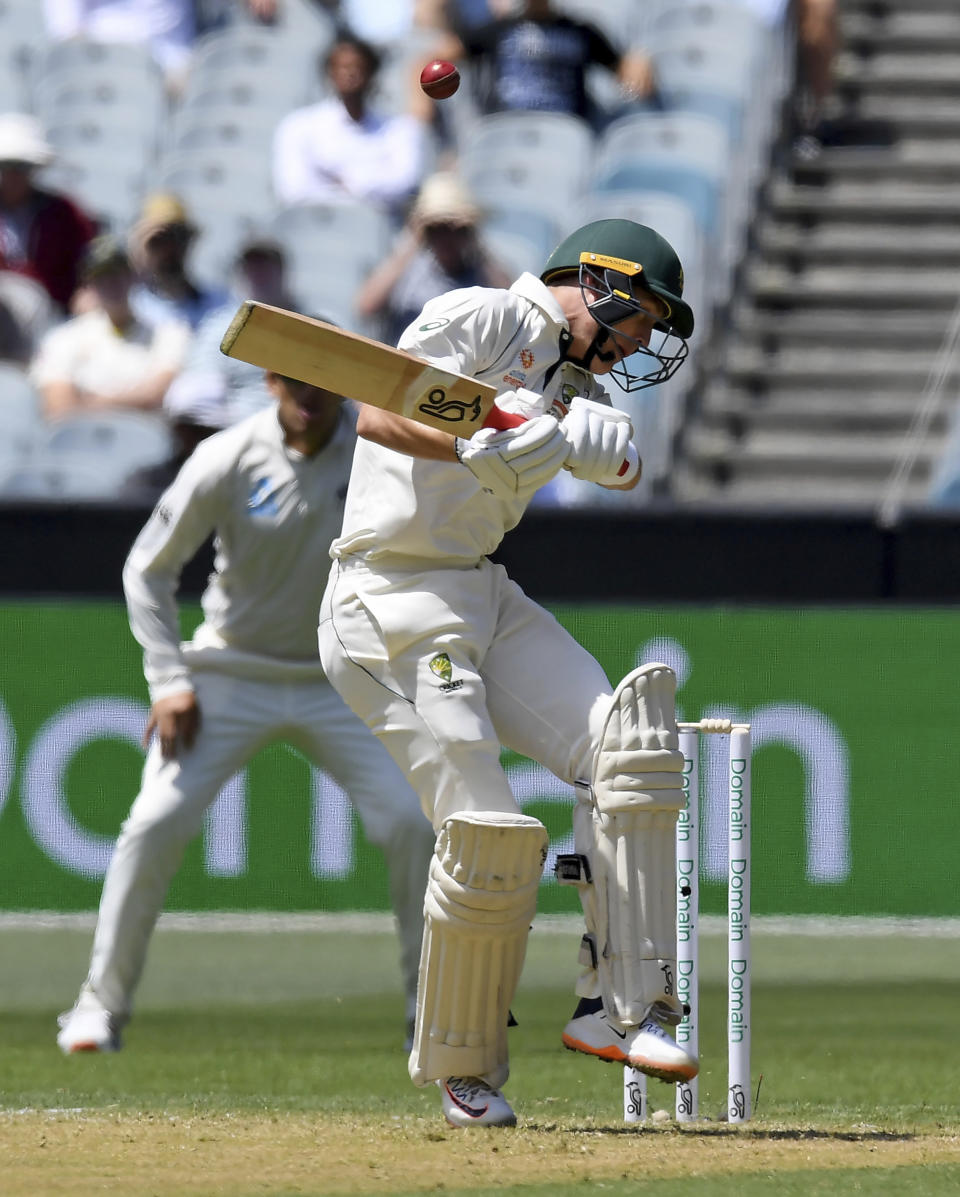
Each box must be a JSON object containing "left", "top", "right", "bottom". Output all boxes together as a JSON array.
[
  {"left": 58, "top": 1039, "right": 119, "bottom": 1054},
  {"left": 443, "top": 1113, "right": 517, "bottom": 1129},
  {"left": 626, "top": 1053, "right": 698, "bottom": 1083},
  {"left": 562, "top": 1035, "right": 698, "bottom": 1082},
  {"left": 561, "top": 1032, "right": 629, "bottom": 1065}
]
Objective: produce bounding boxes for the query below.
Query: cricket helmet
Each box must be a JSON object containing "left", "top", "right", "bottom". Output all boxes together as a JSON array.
[{"left": 541, "top": 218, "right": 693, "bottom": 390}]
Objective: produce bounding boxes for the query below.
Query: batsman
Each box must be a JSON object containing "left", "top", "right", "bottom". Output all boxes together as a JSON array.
[{"left": 319, "top": 219, "right": 698, "bottom": 1127}]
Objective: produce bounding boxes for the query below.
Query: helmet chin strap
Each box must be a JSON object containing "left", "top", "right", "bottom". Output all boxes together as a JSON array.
[{"left": 558, "top": 321, "right": 621, "bottom": 373}]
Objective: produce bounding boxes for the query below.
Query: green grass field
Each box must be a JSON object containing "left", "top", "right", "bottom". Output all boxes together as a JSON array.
[{"left": 3, "top": 919, "right": 959, "bottom": 1195}]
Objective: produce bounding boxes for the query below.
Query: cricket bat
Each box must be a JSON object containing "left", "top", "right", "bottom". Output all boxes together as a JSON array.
[
  {"left": 220, "top": 301, "right": 638, "bottom": 479},
  {"left": 219, "top": 301, "right": 524, "bottom": 436}
]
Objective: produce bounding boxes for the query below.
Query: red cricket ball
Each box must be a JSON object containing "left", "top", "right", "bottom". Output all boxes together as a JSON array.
[{"left": 419, "top": 60, "right": 460, "bottom": 100}]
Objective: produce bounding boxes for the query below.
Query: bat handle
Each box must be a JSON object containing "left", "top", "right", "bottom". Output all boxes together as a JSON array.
[
  {"left": 482, "top": 405, "right": 640, "bottom": 483},
  {"left": 481, "top": 404, "right": 528, "bottom": 431},
  {"left": 617, "top": 442, "right": 641, "bottom": 482}
]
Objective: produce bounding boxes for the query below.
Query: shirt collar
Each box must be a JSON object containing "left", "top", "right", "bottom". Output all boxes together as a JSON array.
[{"left": 509, "top": 271, "right": 569, "bottom": 332}]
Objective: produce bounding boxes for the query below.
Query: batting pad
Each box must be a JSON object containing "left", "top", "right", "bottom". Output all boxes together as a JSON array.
[
  {"left": 572, "top": 663, "right": 685, "bottom": 1028},
  {"left": 409, "top": 811, "right": 548, "bottom": 1088}
]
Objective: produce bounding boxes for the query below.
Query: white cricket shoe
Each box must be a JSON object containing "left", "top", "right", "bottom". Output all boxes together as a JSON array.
[
  {"left": 439, "top": 1077, "right": 517, "bottom": 1128},
  {"left": 57, "top": 1001, "right": 122, "bottom": 1054},
  {"left": 562, "top": 997, "right": 698, "bottom": 1082},
  {"left": 627, "top": 1015, "right": 698, "bottom": 1083}
]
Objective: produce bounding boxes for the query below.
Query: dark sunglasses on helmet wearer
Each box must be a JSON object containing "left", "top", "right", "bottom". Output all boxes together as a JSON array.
[{"left": 578, "top": 254, "right": 689, "bottom": 392}]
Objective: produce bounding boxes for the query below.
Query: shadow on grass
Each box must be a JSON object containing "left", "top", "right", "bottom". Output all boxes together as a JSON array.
[{"left": 526, "top": 1124, "right": 916, "bottom": 1143}]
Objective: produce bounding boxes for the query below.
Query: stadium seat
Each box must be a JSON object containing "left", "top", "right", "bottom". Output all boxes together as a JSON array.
[
  {"left": 551, "top": 0, "right": 644, "bottom": 51},
  {"left": 41, "top": 413, "right": 173, "bottom": 478},
  {"left": 32, "top": 60, "right": 167, "bottom": 136},
  {"left": 153, "top": 147, "right": 276, "bottom": 223},
  {"left": 38, "top": 157, "right": 146, "bottom": 233},
  {"left": 478, "top": 228, "right": 544, "bottom": 285},
  {"left": 462, "top": 111, "right": 596, "bottom": 175},
  {"left": 482, "top": 207, "right": 562, "bottom": 267},
  {"left": 460, "top": 152, "right": 590, "bottom": 229},
  {"left": 0, "top": 0, "right": 48, "bottom": 66},
  {"left": 0, "top": 271, "right": 55, "bottom": 350},
  {"left": 33, "top": 37, "right": 159, "bottom": 82},
  {"left": 190, "top": 25, "right": 326, "bottom": 79},
  {"left": 0, "top": 456, "right": 120, "bottom": 500},
  {"left": 45, "top": 115, "right": 160, "bottom": 175},
  {"left": 0, "top": 362, "right": 44, "bottom": 456},
  {"left": 267, "top": 202, "right": 394, "bottom": 333},
  {"left": 269, "top": 202, "right": 392, "bottom": 268},
  {"left": 648, "top": 1, "right": 768, "bottom": 57},
  {"left": 593, "top": 112, "right": 729, "bottom": 242}
]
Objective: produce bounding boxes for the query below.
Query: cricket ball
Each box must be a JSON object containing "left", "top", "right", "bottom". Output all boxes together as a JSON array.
[{"left": 420, "top": 60, "right": 460, "bottom": 100}]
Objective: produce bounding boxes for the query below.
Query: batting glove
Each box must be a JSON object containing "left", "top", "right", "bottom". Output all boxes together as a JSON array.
[
  {"left": 456, "top": 414, "right": 569, "bottom": 500},
  {"left": 561, "top": 397, "right": 639, "bottom": 485}
]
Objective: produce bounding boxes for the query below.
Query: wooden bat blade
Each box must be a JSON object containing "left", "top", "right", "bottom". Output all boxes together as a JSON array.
[{"left": 220, "top": 301, "right": 503, "bottom": 437}]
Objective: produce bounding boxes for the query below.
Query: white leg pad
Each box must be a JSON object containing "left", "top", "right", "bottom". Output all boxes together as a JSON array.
[
  {"left": 567, "top": 663, "right": 685, "bottom": 1027},
  {"left": 409, "top": 811, "right": 548, "bottom": 1088}
]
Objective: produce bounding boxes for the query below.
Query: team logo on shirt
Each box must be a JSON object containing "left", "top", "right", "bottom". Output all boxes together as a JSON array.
[
  {"left": 520, "top": 349, "right": 535, "bottom": 369},
  {"left": 247, "top": 477, "right": 280, "bottom": 516},
  {"left": 428, "top": 652, "right": 463, "bottom": 692},
  {"left": 549, "top": 382, "right": 579, "bottom": 421},
  {"left": 502, "top": 372, "right": 526, "bottom": 388}
]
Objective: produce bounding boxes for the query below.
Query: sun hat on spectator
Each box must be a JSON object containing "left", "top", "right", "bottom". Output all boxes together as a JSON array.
[
  {"left": 0, "top": 113, "right": 55, "bottom": 167},
  {"left": 79, "top": 235, "right": 131, "bottom": 282},
  {"left": 410, "top": 172, "right": 481, "bottom": 229}
]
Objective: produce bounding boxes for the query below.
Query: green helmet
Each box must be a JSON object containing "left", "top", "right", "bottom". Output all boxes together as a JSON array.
[{"left": 542, "top": 218, "right": 694, "bottom": 339}]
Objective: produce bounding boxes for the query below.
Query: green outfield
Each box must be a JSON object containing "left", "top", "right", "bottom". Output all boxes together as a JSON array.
[{"left": 2, "top": 919, "right": 959, "bottom": 1195}]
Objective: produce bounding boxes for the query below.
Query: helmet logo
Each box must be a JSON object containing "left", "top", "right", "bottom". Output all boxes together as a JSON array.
[{"left": 579, "top": 251, "right": 643, "bottom": 277}]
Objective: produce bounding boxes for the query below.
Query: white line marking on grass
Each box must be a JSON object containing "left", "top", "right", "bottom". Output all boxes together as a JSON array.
[{"left": 2, "top": 912, "right": 960, "bottom": 937}]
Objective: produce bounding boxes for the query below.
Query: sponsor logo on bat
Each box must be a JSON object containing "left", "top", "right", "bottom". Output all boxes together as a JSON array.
[{"left": 416, "top": 385, "right": 483, "bottom": 425}]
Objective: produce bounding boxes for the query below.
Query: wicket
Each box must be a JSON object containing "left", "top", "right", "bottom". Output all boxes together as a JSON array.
[{"left": 623, "top": 720, "right": 752, "bottom": 1125}]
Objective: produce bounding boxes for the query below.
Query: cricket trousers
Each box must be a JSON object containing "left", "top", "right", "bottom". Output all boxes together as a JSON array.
[
  {"left": 319, "top": 557, "right": 615, "bottom": 829},
  {"left": 81, "top": 668, "right": 434, "bottom": 1024}
]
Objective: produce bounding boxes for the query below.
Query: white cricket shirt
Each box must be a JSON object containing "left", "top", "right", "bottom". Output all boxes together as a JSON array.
[
  {"left": 331, "top": 272, "right": 607, "bottom": 567},
  {"left": 125, "top": 404, "right": 356, "bottom": 699}
]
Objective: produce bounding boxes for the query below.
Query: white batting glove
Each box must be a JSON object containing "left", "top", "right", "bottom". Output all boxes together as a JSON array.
[
  {"left": 456, "top": 414, "right": 569, "bottom": 500},
  {"left": 560, "top": 396, "right": 638, "bottom": 485}
]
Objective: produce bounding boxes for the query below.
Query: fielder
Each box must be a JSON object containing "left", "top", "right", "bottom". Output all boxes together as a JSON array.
[
  {"left": 57, "top": 373, "right": 435, "bottom": 1054},
  {"left": 318, "top": 219, "right": 698, "bottom": 1127}
]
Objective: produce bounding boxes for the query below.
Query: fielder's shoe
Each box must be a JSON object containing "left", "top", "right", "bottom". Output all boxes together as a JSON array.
[
  {"left": 561, "top": 997, "right": 697, "bottom": 1083},
  {"left": 56, "top": 1001, "right": 122, "bottom": 1054},
  {"left": 439, "top": 1077, "right": 517, "bottom": 1128}
]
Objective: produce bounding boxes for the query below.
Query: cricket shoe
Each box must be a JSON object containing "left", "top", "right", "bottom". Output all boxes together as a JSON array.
[
  {"left": 439, "top": 1077, "right": 517, "bottom": 1128},
  {"left": 57, "top": 1001, "right": 122, "bottom": 1054},
  {"left": 562, "top": 997, "right": 698, "bottom": 1082}
]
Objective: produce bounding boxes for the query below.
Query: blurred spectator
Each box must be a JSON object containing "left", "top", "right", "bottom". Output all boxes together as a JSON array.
[
  {"left": 0, "top": 271, "right": 56, "bottom": 365},
  {"left": 30, "top": 235, "right": 190, "bottom": 421},
  {"left": 0, "top": 114, "right": 96, "bottom": 312},
  {"left": 118, "top": 375, "right": 228, "bottom": 503},
  {"left": 42, "top": 0, "right": 196, "bottom": 92},
  {"left": 0, "top": 298, "right": 29, "bottom": 365},
  {"left": 355, "top": 171, "right": 510, "bottom": 346},
  {"left": 127, "top": 193, "right": 230, "bottom": 331},
  {"left": 335, "top": 0, "right": 447, "bottom": 47},
  {"left": 431, "top": 0, "right": 656, "bottom": 126},
  {"left": 161, "top": 231, "right": 301, "bottom": 439},
  {"left": 272, "top": 32, "right": 428, "bottom": 215},
  {"left": 734, "top": 0, "right": 839, "bottom": 152}
]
